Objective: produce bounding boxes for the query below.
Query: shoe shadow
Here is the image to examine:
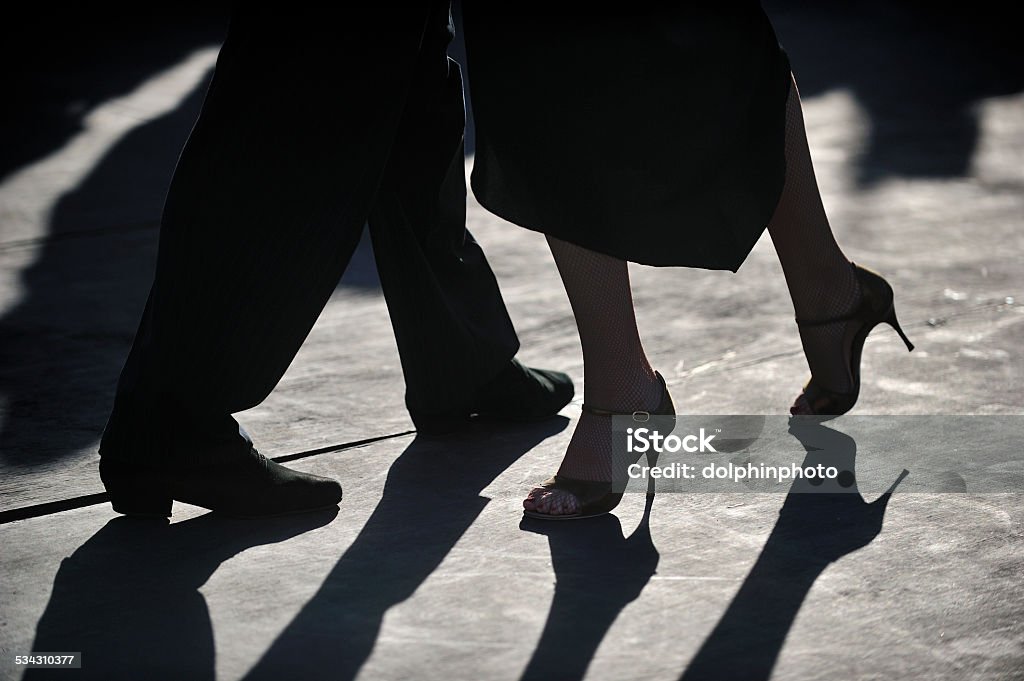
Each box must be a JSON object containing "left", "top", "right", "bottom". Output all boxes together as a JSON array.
[
  {"left": 23, "top": 508, "right": 338, "bottom": 681},
  {"left": 678, "top": 418, "right": 907, "bottom": 681},
  {"left": 240, "top": 417, "right": 568, "bottom": 681},
  {"left": 516, "top": 494, "right": 660, "bottom": 681}
]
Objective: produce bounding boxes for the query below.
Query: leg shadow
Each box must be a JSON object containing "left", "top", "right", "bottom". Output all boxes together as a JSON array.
[
  {"left": 679, "top": 418, "right": 907, "bottom": 681},
  {"left": 0, "top": 66, "right": 213, "bottom": 472},
  {"left": 766, "top": 1, "right": 1024, "bottom": 185},
  {"left": 1, "top": 9, "right": 225, "bottom": 184},
  {"left": 23, "top": 508, "right": 338, "bottom": 681},
  {"left": 242, "top": 417, "right": 568, "bottom": 680},
  {"left": 517, "top": 493, "right": 660, "bottom": 681}
]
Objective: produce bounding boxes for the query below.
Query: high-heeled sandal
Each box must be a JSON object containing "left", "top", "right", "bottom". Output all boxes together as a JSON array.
[
  {"left": 523, "top": 371, "right": 675, "bottom": 520},
  {"left": 792, "top": 262, "right": 915, "bottom": 416}
]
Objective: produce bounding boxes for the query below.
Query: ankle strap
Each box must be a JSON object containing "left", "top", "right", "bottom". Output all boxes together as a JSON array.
[
  {"left": 794, "top": 308, "right": 864, "bottom": 327},
  {"left": 580, "top": 371, "right": 670, "bottom": 421},
  {"left": 581, "top": 404, "right": 655, "bottom": 422},
  {"left": 795, "top": 261, "right": 868, "bottom": 327}
]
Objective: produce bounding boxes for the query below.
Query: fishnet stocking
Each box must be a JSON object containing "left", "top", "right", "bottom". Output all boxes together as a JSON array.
[
  {"left": 527, "top": 75, "right": 862, "bottom": 512},
  {"left": 524, "top": 236, "right": 663, "bottom": 515}
]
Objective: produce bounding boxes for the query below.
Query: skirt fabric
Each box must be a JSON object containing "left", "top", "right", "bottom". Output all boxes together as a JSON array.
[{"left": 462, "top": 4, "right": 792, "bottom": 271}]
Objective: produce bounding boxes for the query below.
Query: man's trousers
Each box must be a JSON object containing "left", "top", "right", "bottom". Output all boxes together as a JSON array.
[{"left": 100, "top": 4, "right": 519, "bottom": 463}]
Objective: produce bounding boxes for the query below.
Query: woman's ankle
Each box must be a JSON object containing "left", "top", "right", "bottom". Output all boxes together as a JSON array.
[
  {"left": 582, "top": 366, "right": 662, "bottom": 413},
  {"left": 790, "top": 260, "right": 861, "bottom": 322}
]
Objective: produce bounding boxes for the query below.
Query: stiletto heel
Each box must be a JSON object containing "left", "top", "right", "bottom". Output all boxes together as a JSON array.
[
  {"left": 792, "top": 262, "right": 914, "bottom": 416},
  {"left": 646, "top": 448, "right": 660, "bottom": 469},
  {"left": 885, "top": 308, "right": 915, "bottom": 352},
  {"left": 644, "top": 449, "right": 660, "bottom": 496},
  {"left": 523, "top": 372, "right": 675, "bottom": 521}
]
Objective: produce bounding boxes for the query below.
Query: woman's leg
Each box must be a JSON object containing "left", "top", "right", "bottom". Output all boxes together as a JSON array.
[
  {"left": 524, "top": 235, "right": 663, "bottom": 515},
  {"left": 768, "top": 75, "right": 863, "bottom": 413},
  {"left": 528, "top": 73, "right": 861, "bottom": 514}
]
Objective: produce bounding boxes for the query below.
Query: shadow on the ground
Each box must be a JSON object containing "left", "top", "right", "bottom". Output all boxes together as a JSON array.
[
  {"left": 240, "top": 417, "right": 568, "bottom": 680},
  {"left": 517, "top": 494, "right": 660, "bottom": 681},
  {"left": 1, "top": 7, "right": 227, "bottom": 185},
  {"left": 24, "top": 508, "right": 339, "bottom": 681},
  {"left": 0, "top": 12, "right": 371, "bottom": 476},
  {"left": 678, "top": 419, "right": 907, "bottom": 680},
  {"left": 509, "top": 419, "right": 905, "bottom": 681},
  {"left": 0, "top": 69, "right": 212, "bottom": 470},
  {"left": 21, "top": 418, "right": 907, "bottom": 679},
  {"left": 22, "top": 418, "right": 564, "bottom": 680},
  {"left": 767, "top": 0, "right": 1024, "bottom": 185}
]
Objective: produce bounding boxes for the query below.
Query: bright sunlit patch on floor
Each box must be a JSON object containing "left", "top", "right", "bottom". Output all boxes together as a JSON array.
[
  {"left": 970, "top": 91, "right": 1024, "bottom": 185},
  {"left": 0, "top": 46, "right": 220, "bottom": 253}
]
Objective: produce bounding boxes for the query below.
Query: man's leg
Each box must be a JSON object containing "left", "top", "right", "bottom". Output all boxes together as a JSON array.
[
  {"left": 368, "top": 13, "right": 574, "bottom": 433},
  {"left": 99, "top": 6, "right": 436, "bottom": 516}
]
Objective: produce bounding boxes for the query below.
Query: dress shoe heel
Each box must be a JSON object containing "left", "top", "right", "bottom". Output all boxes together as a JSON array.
[
  {"left": 100, "top": 461, "right": 172, "bottom": 517},
  {"left": 108, "top": 487, "right": 173, "bottom": 517},
  {"left": 411, "top": 358, "right": 574, "bottom": 435},
  {"left": 410, "top": 411, "right": 471, "bottom": 436}
]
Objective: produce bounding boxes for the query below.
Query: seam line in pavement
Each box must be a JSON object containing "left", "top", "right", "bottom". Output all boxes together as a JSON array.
[
  {"left": 0, "top": 429, "right": 416, "bottom": 525},
  {"left": 0, "top": 220, "right": 160, "bottom": 253}
]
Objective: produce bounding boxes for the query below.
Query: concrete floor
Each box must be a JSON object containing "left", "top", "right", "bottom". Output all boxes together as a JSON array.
[{"left": 1, "top": 4, "right": 1022, "bottom": 681}]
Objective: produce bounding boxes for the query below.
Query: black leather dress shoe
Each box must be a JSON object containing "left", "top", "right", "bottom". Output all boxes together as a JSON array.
[
  {"left": 99, "top": 448, "right": 342, "bottom": 518},
  {"left": 412, "top": 358, "right": 575, "bottom": 435}
]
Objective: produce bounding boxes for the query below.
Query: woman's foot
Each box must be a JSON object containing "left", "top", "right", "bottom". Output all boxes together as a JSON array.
[
  {"left": 789, "top": 263, "right": 863, "bottom": 415},
  {"left": 789, "top": 263, "right": 914, "bottom": 416},
  {"left": 523, "top": 373, "right": 665, "bottom": 516}
]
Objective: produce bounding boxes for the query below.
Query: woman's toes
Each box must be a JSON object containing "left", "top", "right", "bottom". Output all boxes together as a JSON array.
[
  {"left": 523, "top": 487, "right": 545, "bottom": 511},
  {"left": 524, "top": 489, "right": 579, "bottom": 515},
  {"left": 552, "top": 491, "right": 578, "bottom": 515}
]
